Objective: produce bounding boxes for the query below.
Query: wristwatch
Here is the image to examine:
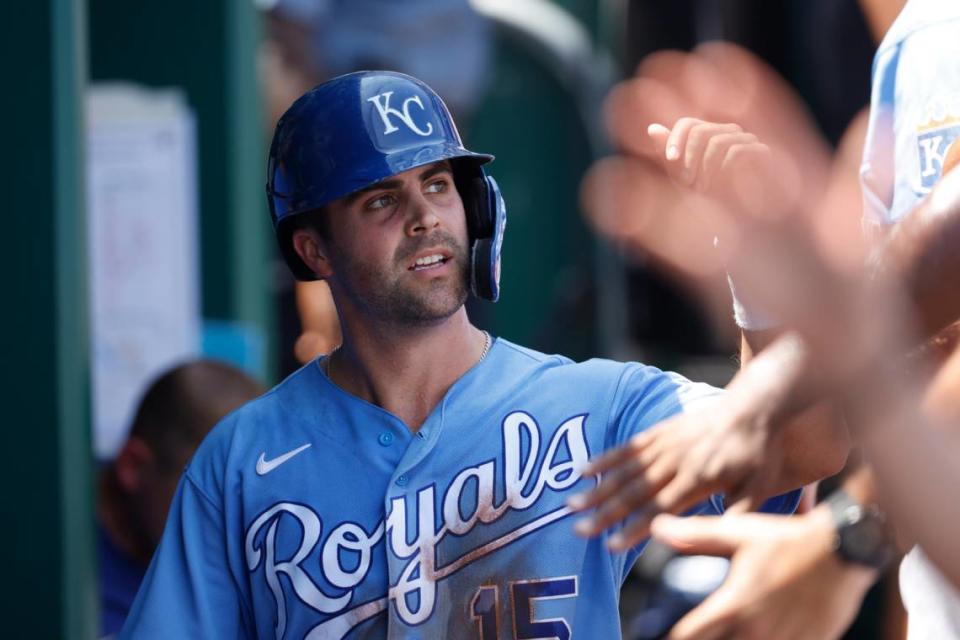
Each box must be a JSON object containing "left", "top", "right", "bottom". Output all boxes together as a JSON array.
[{"left": 825, "top": 489, "right": 895, "bottom": 570}]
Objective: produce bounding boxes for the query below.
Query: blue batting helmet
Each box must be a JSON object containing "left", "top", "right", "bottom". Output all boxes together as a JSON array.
[{"left": 266, "top": 70, "right": 506, "bottom": 301}]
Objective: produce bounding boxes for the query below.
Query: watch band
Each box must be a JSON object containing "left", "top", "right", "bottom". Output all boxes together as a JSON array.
[{"left": 825, "top": 489, "right": 895, "bottom": 570}]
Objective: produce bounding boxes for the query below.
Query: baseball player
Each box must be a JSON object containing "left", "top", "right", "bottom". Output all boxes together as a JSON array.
[{"left": 119, "top": 71, "right": 807, "bottom": 639}]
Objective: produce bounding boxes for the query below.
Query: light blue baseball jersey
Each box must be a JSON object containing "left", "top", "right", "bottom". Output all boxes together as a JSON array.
[
  {"left": 120, "top": 338, "right": 799, "bottom": 639},
  {"left": 861, "top": 0, "right": 960, "bottom": 229}
]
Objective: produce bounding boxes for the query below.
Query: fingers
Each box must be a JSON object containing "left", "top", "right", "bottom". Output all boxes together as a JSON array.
[
  {"left": 704, "top": 134, "right": 761, "bottom": 192},
  {"left": 607, "top": 476, "right": 713, "bottom": 550},
  {"left": 625, "top": 42, "right": 832, "bottom": 192},
  {"left": 566, "top": 428, "right": 666, "bottom": 515},
  {"left": 651, "top": 514, "right": 748, "bottom": 556},
  {"left": 581, "top": 155, "right": 731, "bottom": 276},
  {"left": 573, "top": 456, "right": 675, "bottom": 537},
  {"left": 580, "top": 155, "right": 671, "bottom": 241},
  {"left": 647, "top": 123, "right": 670, "bottom": 159},
  {"left": 724, "top": 470, "right": 777, "bottom": 515},
  {"left": 568, "top": 453, "right": 654, "bottom": 513},
  {"left": 693, "top": 42, "right": 832, "bottom": 188},
  {"left": 580, "top": 145, "right": 741, "bottom": 329},
  {"left": 581, "top": 428, "right": 658, "bottom": 476},
  {"left": 573, "top": 463, "right": 730, "bottom": 551},
  {"left": 605, "top": 78, "right": 688, "bottom": 158},
  {"left": 575, "top": 479, "right": 660, "bottom": 538},
  {"left": 638, "top": 47, "right": 735, "bottom": 126},
  {"left": 665, "top": 117, "right": 698, "bottom": 168},
  {"left": 635, "top": 115, "right": 766, "bottom": 200},
  {"left": 676, "top": 120, "right": 740, "bottom": 188},
  {"left": 723, "top": 493, "right": 762, "bottom": 516},
  {"left": 666, "top": 586, "right": 739, "bottom": 640}
]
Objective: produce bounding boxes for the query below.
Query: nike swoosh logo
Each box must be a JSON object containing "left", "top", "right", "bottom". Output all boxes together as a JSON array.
[{"left": 256, "top": 443, "right": 312, "bottom": 476}]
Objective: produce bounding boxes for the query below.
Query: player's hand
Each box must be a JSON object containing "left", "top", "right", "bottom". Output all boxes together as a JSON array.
[
  {"left": 568, "top": 391, "right": 785, "bottom": 551},
  {"left": 582, "top": 44, "right": 837, "bottom": 325},
  {"left": 583, "top": 42, "right": 887, "bottom": 383},
  {"left": 646, "top": 118, "right": 777, "bottom": 212},
  {"left": 569, "top": 330, "right": 830, "bottom": 551},
  {"left": 651, "top": 509, "right": 876, "bottom": 640}
]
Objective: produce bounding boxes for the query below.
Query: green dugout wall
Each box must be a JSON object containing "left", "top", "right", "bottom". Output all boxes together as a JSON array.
[
  {"left": 2, "top": 0, "right": 270, "bottom": 635},
  {"left": 1, "top": 0, "right": 97, "bottom": 637}
]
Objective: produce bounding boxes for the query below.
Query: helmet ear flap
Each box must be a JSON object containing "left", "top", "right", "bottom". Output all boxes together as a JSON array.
[
  {"left": 453, "top": 161, "right": 489, "bottom": 238},
  {"left": 467, "top": 175, "right": 506, "bottom": 302}
]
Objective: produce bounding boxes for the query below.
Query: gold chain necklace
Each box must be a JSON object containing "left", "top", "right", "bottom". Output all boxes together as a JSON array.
[{"left": 478, "top": 330, "right": 492, "bottom": 361}]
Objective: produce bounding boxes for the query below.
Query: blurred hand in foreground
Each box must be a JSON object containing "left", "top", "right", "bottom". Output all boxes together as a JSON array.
[
  {"left": 582, "top": 42, "right": 872, "bottom": 348},
  {"left": 570, "top": 333, "right": 811, "bottom": 550},
  {"left": 572, "top": 42, "right": 864, "bottom": 547},
  {"left": 650, "top": 511, "right": 876, "bottom": 640}
]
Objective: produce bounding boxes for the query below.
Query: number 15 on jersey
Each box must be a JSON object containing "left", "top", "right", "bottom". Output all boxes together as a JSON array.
[{"left": 471, "top": 576, "right": 579, "bottom": 640}]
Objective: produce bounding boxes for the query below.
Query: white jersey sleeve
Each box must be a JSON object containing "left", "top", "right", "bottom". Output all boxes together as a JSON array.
[{"left": 861, "top": 0, "right": 960, "bottom": 228}]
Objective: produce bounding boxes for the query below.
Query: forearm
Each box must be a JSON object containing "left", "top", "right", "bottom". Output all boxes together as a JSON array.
[
  {"left": 730, "top": 175, "right": 960, "bottom": 494},
  {"left": 829, "top": 354, "right": 959, "bottom": 554},
  {"left": 737, "top": 330, "right": 828, "bottom": 416},
  {"left": 880, "top": 170, "right": 960, "bottom": 340},
  {"left": 842, "top": 344, "right": 960, "bottom": 587},
  {"left": 732, "top": 332, "right": 850, "bottom": 489}
]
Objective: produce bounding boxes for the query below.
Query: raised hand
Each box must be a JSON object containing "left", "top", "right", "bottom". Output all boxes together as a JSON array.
[
  {"left": 650, "top": 511, "right": 876, "bottom": 640},
  {"left": 569, "top": 331, "right": 843, "bottom": 550},
  {"left": 569, "top": 394, "right": 784, "bottom": 551}
]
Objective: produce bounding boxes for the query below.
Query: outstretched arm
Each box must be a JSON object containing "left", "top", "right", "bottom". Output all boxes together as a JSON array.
[{"left": 572, "top": 114, "right": 849, "bottom": 548}]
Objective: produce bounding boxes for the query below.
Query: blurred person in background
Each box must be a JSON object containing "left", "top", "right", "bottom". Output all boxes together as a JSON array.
[
  {"left": 262, "top": 0, "right": 491, "bottom": 122},
  {"left": 578, "top": 0, "right": 960, "bottom": 635},
  {"left": 260, "top": 0, "right": 493, "bottom": 373},
  {"left": 97, "top": 359, "right": 264, "bottom": 637}
]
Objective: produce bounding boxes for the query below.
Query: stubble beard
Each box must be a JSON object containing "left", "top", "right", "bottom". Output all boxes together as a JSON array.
[{"left": 336, "top": 231, "right": 471, "bottom": 327}]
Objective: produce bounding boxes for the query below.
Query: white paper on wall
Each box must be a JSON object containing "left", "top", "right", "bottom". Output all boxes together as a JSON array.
[{"left": 87, "top": 84, "right": 201, "bottom": 460}]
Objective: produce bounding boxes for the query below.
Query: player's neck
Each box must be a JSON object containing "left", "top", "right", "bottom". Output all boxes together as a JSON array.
[{"left": 328, "top": 308, "right": 487, "bottom": 432}]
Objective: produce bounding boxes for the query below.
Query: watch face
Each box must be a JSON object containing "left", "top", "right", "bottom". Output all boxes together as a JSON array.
[
  {"left": 828, "top": 492, "right": 893, "bottom": 569},
  {"left": 839, "top": 510, "right": 891, "bottom": 568},
  {"left": 845, "top": 519, "right": 885, "bottom": 556}
]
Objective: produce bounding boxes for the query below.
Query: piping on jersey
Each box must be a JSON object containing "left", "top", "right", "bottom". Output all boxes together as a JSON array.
[{"left": 244, "top": 410, "right": 595, "bottom": 639}]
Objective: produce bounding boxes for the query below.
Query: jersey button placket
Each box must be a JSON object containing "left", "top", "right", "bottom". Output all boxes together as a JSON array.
[
  {"left": 395, "top": 474, "right": 409, "bottom": 486},
  {"left": 378, "top": 432, "right": 394, "bottom": 446}
]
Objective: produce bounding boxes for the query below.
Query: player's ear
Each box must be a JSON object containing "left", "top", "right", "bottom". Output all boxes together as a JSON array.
[
  {"left": 114, "top": 436, "right": 156, "bottom": 493},
  {"left": 292, "top": 228, "right": 334, "bottom": 279}
]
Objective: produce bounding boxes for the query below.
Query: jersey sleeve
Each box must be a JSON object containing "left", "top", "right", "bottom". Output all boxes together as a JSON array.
[
  {"left": 606, "top": 364, "right": 801, "bottom": 580},
  {"left": 607, "top": 363, "right": 721, "bottom": 450},
  {"left": 862, "top": 13, "right": 960, "bottom": 227},
  {"left": 118, "top": 470, "right": 252, "bottom": 639}
]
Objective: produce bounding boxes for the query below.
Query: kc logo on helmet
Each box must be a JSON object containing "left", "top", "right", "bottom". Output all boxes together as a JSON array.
[{"left": 367, "top": 91, "right": 434, "bottom": 137}]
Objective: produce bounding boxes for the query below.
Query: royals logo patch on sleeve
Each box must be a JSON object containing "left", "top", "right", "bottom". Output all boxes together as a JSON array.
[{"left": 917, "top": 118, "right": 960, "bottom": 189}]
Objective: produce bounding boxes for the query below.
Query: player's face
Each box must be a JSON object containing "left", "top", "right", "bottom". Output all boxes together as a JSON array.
[{"left": 323, "top": 161, "right": 470, "bottom": 325}]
